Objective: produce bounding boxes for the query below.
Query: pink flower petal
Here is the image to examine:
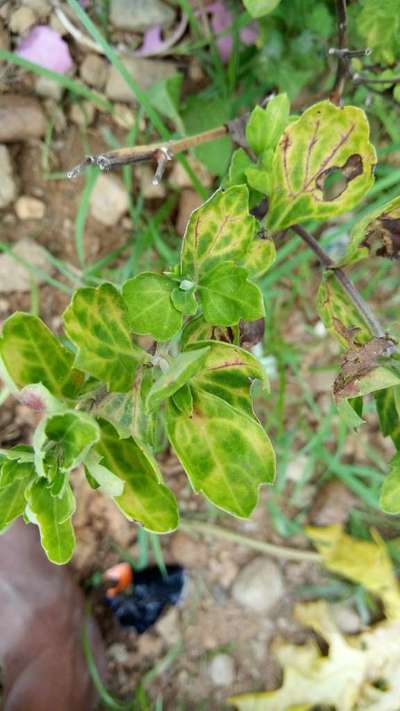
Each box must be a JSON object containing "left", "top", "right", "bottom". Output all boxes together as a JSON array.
[
  {"left": 135, "top": 26, "right": 164, "bottom": 57},
  {"left": 240, "top": 21, "right": 259, "bottom": 46},
  {"left": 16, "top": 25, "right": 73, "bottom": 74}
]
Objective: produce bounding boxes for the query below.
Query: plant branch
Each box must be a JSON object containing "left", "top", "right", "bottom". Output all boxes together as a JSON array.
[
  {"left": 180, "top": 519, "right": 322, "bottom": 563},
  {"left": 292, "top": 225, "right": 386, "bottom": 339},
  {"left": 66, "top": 126, "right": 228, "bottom": 179},
  {"left": 353, "top": 73, "right": 400, "bottom": 86},
  {"left": 330, "top": 0, "right": 348, "bottom": 104}
]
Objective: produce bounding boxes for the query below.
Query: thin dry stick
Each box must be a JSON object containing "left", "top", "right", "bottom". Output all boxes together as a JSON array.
[
  {"left": 330, "top": 0, "right": 348, "bottom": 104},
  {"left": 66, "top": 125, "right": 228, "bottom": 179},
  {"left": 180, "top": 520, "right": 322, "bottom": 563},
  {"left": 292, "top": 224, "right": 386, "bottom": 339}
]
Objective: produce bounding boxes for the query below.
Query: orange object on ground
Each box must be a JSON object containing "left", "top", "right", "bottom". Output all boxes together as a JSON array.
[{"left": 104, "top": 562, "right": 134, "bottom": 597}]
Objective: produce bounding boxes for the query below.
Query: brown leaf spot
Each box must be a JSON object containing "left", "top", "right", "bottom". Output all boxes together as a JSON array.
[
  {"left": 317, "top": 154, "right": 363, "bottom": 201},
  {"left": 334, "top": 336, "right": 397, "bottom": 399},
  {"left": 363, "top": 215, "right": 400, "bottom": 259}
]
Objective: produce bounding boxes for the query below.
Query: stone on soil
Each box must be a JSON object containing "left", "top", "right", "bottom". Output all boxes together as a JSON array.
[
  {"left": 0, "top": 239, "right": 51, "bottom": 293},
  {"left": 105, "top": 56, "right": 176, "bottom": 103},
  {"left": 309, "top": 479, "right": 355, "bottom": 526},
  {"left": 35, "top": 75, "right": 64, "bottom": 100},
  {"left": 9, "top": 7, "right": 36, "bottom": 34},
  {"left": 110, "top": 0, "right": 175, "bottom": 31},
  {"left": 208, "top": 653, "right": 235, "bottom": 687},
  {"left": 89, "top": 174, "right": 129, "bottom": 226},
  {"left": 0, "top": 145, "right": 17, "bottom": 209},
  {"left": 15, "top": 196, "right": 45, "bottom": 220},
  {"left": 232, "top": 557, "right": 284, "bottom": 613},
  {"left": 80, "top": 53, "right": 108, "bottom": 89},
  {"left": 0, "top": 95, "right": 46, "bottom": 142}
]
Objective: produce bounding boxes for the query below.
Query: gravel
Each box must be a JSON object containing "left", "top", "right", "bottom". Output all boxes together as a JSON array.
[{"left": 232, "top": 557, "right": 284, "bottom": 613}]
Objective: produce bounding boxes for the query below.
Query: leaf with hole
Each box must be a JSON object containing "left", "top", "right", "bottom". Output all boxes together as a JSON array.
[
  {"left": 267, "top": 101, "right": 377, "bottom": 230},
  {"left": 122, "top": 273, "right": 182, "bottom": 342},
  {"left": 0, "top": 313, "right": 82, "bottom": 399},
  {"left": 28, "top": 479, "right": 76, "bottom": 565},
  {"left": 180, "top": 186, "right": 256, "bottom": 279},
  {"left": 64, "top": 283, "right": 148, "bottom": 392},
  {"left": 167, "top": 387, "right": 275, "bottom": 517},
  {"left": 96, "top": 420, "right": 178, "bottom": 533},
  {"left": 146, "top": 347, "right": 210, "bottom": 411}
]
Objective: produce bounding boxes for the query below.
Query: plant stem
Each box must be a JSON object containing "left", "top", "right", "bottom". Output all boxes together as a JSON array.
[
  {"left": 291, "top": 224, "right": 386, "bottom": 339},
  {"left": 180, "top": 519, "right": 322, "bottom": 563},
  {"left": 66, "top": 126, "right": 228, "bottom": 179},
  {"left": 353, "top": 74, "right": 400, "bottom": 85},
  {"left": 330, "top": 0, "right": 348, "bottom": 104}
]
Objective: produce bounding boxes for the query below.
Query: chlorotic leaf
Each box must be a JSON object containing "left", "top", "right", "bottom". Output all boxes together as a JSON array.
[
  {"left": 84, "top": 450, "right": 124, "bottom": 497},
  {"left": 242, "top": 0, "right": 282, "bottom": 18},
  {"left": 380, "top": 453, "right": 400, "bottom": 515},
  {"left": 267, "top": 101, "right": 377, "bottom": 231},
  {"left": 171, "top": 383, "right": 193, "bottom": 416},
  {"left": 33, "top": 410, "right": 100, "bottom": 477},
  {"left": 96, "top": 420, "right": 178, "bottom": 533},
  {"left": 64, "top": 283, "right": 147, "bottom": 392},
  {"left": 340, "top": 194, "right": 400, "bottom": 267},
  {"left": 167, "top": 388, "right": 275, "bottom": 517},
  {"left": 146, "top": 347, "right": 210, "bottom": 411},
  {"left": 187, "top": 340, "right": 268, "bottom": 416},
  {"left": 227, "top": 148, "right": 253, "bottom": 187},
  {"left": 0, "top": 460, "right": 35, "bottom": 531},
  {"left": 241, "top": 238, "right": 276, "bottom": 279},
  {"left": 122, "top": 273, "right": 183, "bottom": 342},
  {"left": 317, "top": 271, "right": 372, "bottom": 348},
  {"left": 180, "top": 186, "right": 256, "bottom": 279},
  {"left": 28, "top": 479, "right": 76, "bottom": 565},
  {"left": 198, "top": 261, "right": 265, "bottom": 326},
  {"left": 0, "top": 312, "right": 82, "bottom": 399},
  {"left": 306, "top": 524, "right": 400, "bottom": 620}
]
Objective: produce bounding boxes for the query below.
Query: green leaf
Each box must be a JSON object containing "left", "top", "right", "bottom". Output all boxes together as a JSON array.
[
  {"left": 380, "top": 453, "right": 400, "bottom": 514},
  {"left": 171, "top": 286, "right": 198, "bottom": 316},
  {"left": 146, "top": 347, "right": 210, "bottom": 411},
  {"left": 122, "top": 273, "right": 182, "bottom": 342},
  {"left": 267, "top": 101, "right": 377, "bottom": 231},
  {"left": 227, "top": 148, "right": 253, "bottom": 187},
  {"left": 28, "top": 480, "right": 76, "bottom": 564},
  {"left": 96, "top": 420, "right": 178, "bottom": 533},
  {"left": 0, "top": 313, "right": 82, "bottom": 399},
  {"left": 187, "top": 340, "right": 268, "bottom": 416},
  {"left": 334, "top": 338, "right": 400, "bottom": 400},
  {"left": 317, "top": 272, "right": 372, "bottom": 348},
  {"left": 147, "top": 74, "right": 184, "bottom": 132},
  {"left": 242, "top": 0, "right": 282, "bottom": 18},
  {"left": 336, "top": 398, "right": 365, "bottom": 429},
  {"left": 180, "top": 315, "right": 215, "bottom": 349},
  {"left": 375, "top": 387, "right": 400, "bottom": 448},
  {"left": 0, "top": 445, "right": 34, "bottom": 463},
  {"left": 182, "top": 95, "right": 232, "bottom": 176},
  {"left": 198, "top": 261, "right": 265, "bottom": 326},
  {"left": 172, "top": 383, "right": 193, "bottom": 416},
  {"left": 0, "top": 461, "right": 35, "bottom": 531},
  {"left": 64, "top": 283, "right": 147, "bottom": 392},
  {"left": 33, "top": 410, "right": 99, "bottom": 477},
  {"left": 245, "top": 165, "right": 271, "bottom": 194},
  {"left": 357, "top": 0, "right": 400, "bottom": 65},
  {"left": 246, "top": 95, "right": 290, "bottom": 155},
  {"left": 84, "top": 450, "right": 124, "bottom": 497},
  {"left": 180, "top": 186, "right": 256, "bottom": 280},
  {"left": 241, "top": 238, "right": 276, "bottom": 279},
  {"left": 340, "top": 194, "right": 400, "bottom": 267},
  {"left": 92, "top": 390, "right": 134, "bottom": 438},
  {"left": 167, "top": 388, "right": 275, "bottom": 517}
]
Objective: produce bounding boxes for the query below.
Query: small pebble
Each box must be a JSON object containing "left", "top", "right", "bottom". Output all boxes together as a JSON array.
[
  {"left": 0, "top": 145, "right": 17, "bottom": 209},
  {"left": 0, "top": 95, "right": 46, "bottom": 142},
  {"left": 69, "top": 101, "right": 96, "bottom": 127},
  {"left": 106, "top": 56, "right": 176, "bottom": 103},
  {"left": 232, "top": 557, "right": 284, "bottom": 613},
  {"left": 80, "top": 53, "right": 108, "bottom": 89},
  {"left": 89, "top": 174, "right": 129, "bottom": 226},
  {"left": 208, "top": 653, "right": 235, "bottom": 687},
  {"left": 9, "top": 7, "right": 36, "bottom": 35},
  {"left": 35, "top": 75, "right": 64, "bottom": 100},
  {"left": 15, "top": 196, "right": 45, "bottom": 220},
  {"left": 110, "top": 0, "right": 175, "bottom": 31}
]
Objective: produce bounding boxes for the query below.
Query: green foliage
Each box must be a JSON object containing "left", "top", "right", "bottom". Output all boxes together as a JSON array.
[
  {"left": 1, "top": 74, "right": 400, "bottom": 565},
  {"left": 356, "top": 0, "right": 400, "bottom": 65},
  {"left": 242, "top": 0, "right": 282, "bottom": 18}
]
